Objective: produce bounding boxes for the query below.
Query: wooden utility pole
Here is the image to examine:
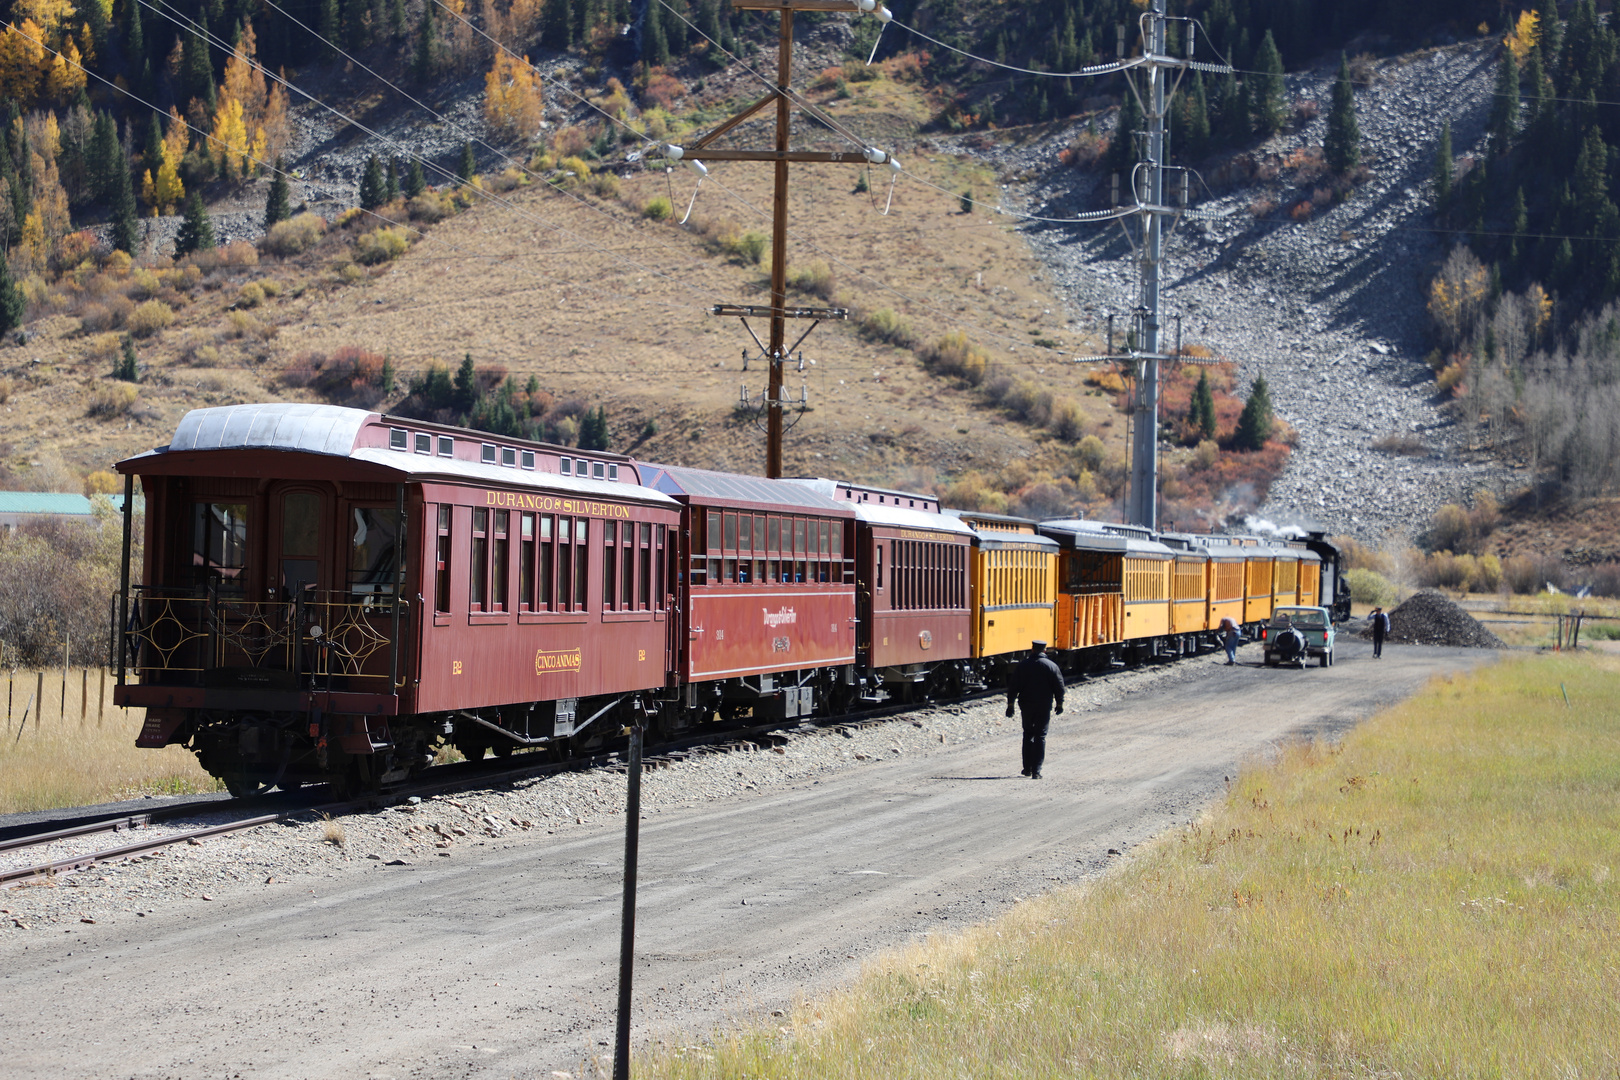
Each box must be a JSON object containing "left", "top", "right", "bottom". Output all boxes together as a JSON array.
[{"left": 672, "top": 0, "right": 894, "bottom": 477}]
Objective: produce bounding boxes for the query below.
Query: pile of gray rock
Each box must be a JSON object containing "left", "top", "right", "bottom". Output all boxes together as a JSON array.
[{"left": 1361, "top": 589, "right": 1505, "bottom": 648}]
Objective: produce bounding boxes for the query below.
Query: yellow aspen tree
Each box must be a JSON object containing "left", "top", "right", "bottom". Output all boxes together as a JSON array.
[
  {"left": 75, "top": 20, "right": 94, "bottom": 67},
  {"left": 153, "top": 158, "right": 184, "bottom": 214},
  {"left": 161, "top": 105, "right": 188, "bottom": 169},
  {"left": 31, "top": 111, "right": 60, "bottom": 159},
  {"left": 259, "top": 80, "right": 290, "bottom": 163},
  {"left": 1505, "top": 10, "right": 1538, "bottom": 62},
  {"left": 14, "top": 0, "right": 73, "bottom": 37},
  {"left": 45, "top": 35, "right": 85, "bottom": 101},
  {"left": 0, "top": 20, "right": 48, "bottom": 104},
  {"left": 509, "top": 0, "right": 542, "bottom": 42},
  {"left": 141, "top": 168, "right": 156, "bottom": 210},
  {"left": 30, "top": 155, "right": 70, "bottom": 248},
  {"left": 248, "top": 125, "right": 268, "bottom": 174},
  {"left": 479, "top": 0, "right": 506, "bottom": 50},
  {"left": 484, "top": 52, "right": 543, "bottom": 139},
  {"left": 221, "top": 24, "right": 267, "bottom": 125},
  {"left": 210, "top": 95, "right": 249, "bottom": 177},
  {"left": 17, "top": 209, "right": 46, "bottom": 271}
]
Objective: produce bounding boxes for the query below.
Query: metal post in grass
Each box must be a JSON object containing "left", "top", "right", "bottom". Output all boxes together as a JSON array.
[
  {"left": 81, "top": 668, "right": 88, "bottom": 724},
  {"left": 98, "top": 666, "right": 106, "bottom": 725},
  {"left": 34, "top": 671, "right": 42, "bottom": 731},
  {"left": 613, "top": 719, "right": 644, "bottom": 1080},
  {"left": 60, "top": 635, "right": 69, "bottom": 723}
]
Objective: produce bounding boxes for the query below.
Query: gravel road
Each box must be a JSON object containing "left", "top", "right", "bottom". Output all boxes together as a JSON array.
[{"left": 0, "top": 637, "right": 1494, "bottom": 1078}]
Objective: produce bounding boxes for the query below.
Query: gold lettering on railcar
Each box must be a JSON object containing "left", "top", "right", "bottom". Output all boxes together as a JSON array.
[
  {"left": 897, "top": 529, "right": 951, "bottom": 541},
  {"left": 535, "top": 648, "right": 583, "bottom": 674},
  {"left": 485, "top": 491, "right": 632, "bottom": 518}
]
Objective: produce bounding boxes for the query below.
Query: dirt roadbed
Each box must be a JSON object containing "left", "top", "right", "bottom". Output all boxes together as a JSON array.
[{"left": 0, "top": 639, "right": 1492, "bottom": 1078}]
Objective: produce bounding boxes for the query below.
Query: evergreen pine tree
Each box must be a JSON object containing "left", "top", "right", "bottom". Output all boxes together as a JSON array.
[
  {"left": 542, "top": 0, "right": 570, "bottom": 49},
  {"left": 1250, "top": 31, "right": 1285, "bottom": 136},
  {"left": 88, "top": 111, "right": 120, "bottom": 202},
  {"left": 413, "top": 8, "right": 437, "bottom": 83},
  {"left": 642, "top": 0, "right": 669, "bottom": 67},
  {"left": 453, "top": 352, "right": 479, "bottom": 415},
  {"left": 457, "top": 142, "right": 476, "bottom": 183},
  {"left": 359, "top": 154, "right": 385, "bottom": 210},
  {"left": 579, "top": 405, "right": 610, "bottom": 450},
  {"left": 175, "top": 191, "right": 216, "bottom": 256},
  {"left": 1324, "top": 54, "right": 1360, "bottom": 174},
  {"left": 1233, "top": 375, "right": 1273, "bottom": 451},
  {"left": 0, "top": 251, "right": 21, "bottom": 340},
  {"left": 1189, "top": 368, "right": 1216, "bottom": 442},
  {"left": 144, "top": 113, "right": 164, "bottom": 173},
  {"left": 1107, "top": 89, "right": 1143, "bottom": 179},
  {"left": 320, "top": 0, "right": 342, "bottom": 58},
  {"left": 405, "top": 157, "right": 426, "bottom": 197},
  {"left": 390, "top": 0, "right": 406, "bottom": 39},
  {"left": 1489, "top": 49, "right": 1520, "bottom": 153},
  {"left": 1524, "top": 47, "right": 1547, "bottom": 128},
  {"left": 1184, "top": 71, "right": 1210, "bottom": 159},
  {"left": 1509, "top": 186, "right": 1528, "bottom": 267},
  {"left": 264, "top": 157, "right": 290, "bottom": 227},
  {"left": 111, "top": 145, "right": 138, "bottom": 256},
  {"left": 380, "top": 354, "right": 395, "bottom": 395},
  {"left": 116, "top": 335, "right": 139, "bottom": 381},
  {"left": 385, "top": 157, "right": 399, "bottom": 202},
  {"left": 1434, "top": 120, "right": 1453, "bottom": 210},
  {"left": 182, "top": 19, "right": 217, "bottom": 110}
]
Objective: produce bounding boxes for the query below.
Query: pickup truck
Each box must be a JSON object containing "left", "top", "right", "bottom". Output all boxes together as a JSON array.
[{"left": 1262, "top": 605, "right": 1336, "bottom": 668}]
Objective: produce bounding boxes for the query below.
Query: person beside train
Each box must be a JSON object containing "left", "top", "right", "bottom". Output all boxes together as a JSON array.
[
  {"left": 1006, "top": 640, "right": 1065, "bottom": 780},
  {"left": 1219, "top": 615, "right": 1240, "bottom": 665},
  {"left": 1369, "top": 606, "right": 1390, "bottom": 658}
]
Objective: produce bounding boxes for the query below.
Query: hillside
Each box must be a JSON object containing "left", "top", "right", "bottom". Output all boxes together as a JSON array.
[{"left": 0, "top": 2, "right": 1594, "bottom": 552}]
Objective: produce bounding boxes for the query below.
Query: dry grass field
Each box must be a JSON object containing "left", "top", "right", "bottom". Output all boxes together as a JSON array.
[
  {"left": 0, "top": 668, "right": 215, "bottom": 814},
  {"left": 0, "top": 78, "right": 1126, "bottom": 499},
  {"left": 642, "top": 652, "right": 1620, "bottom": 1078}
]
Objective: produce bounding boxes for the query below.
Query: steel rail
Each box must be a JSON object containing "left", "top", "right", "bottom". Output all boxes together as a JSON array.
[{"left": 0, "top": 669, "right": 1110, "bottom": 890}]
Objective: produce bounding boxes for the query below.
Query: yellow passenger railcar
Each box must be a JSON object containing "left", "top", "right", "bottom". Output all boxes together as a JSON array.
[
  {"left": 1040, "top": 520, "right": 1126, "bottom": 651},
  {"left": 957, "top": 520, "right": 1060, "bottom": 660},
  {"left": 1204, "top": 538, "right": 1248, "bottom": 631}
]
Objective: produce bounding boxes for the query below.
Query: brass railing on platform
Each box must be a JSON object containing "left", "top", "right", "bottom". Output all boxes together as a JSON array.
[{"left": 121, "top": 586, "right": 407, "bottom": 688}]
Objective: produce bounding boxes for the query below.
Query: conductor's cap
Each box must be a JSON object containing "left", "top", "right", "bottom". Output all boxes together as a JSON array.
[{"left": 1031, "top": 639, "right": 1048, "bottom": 649}]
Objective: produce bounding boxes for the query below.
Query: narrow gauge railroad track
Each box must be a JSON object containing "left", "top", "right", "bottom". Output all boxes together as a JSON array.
[{"left": 0, "top": 681, "right": 1009, "bottom": 890}]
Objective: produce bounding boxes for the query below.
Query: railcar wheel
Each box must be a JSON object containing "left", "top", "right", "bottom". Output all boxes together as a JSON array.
[
  {"left": 491, "top": 742, "right": 514, "bottom": 759},
  {"left": 221, "top": 774, "right": 272, "bottom": 798}
]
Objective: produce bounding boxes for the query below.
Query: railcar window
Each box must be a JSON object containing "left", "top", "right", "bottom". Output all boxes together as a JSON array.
[
  {"left": 876, "top": 543, "right": 883, "bottom": 590},
  {"left": 639, "top": 523, "right": 652, "bottom": 608},
  {"left": 794, "top": 518, "right": 805, "bottom": 555},
  {"left": 521, "top": 450, "right": 535, "bottom": 470},
  {"left": 501, "top": 447, "right": 516, "bottom": 467},
  {"left": 521, "top": 514, "right": 535, "bottom": 610},
  {"left": 557, "top": 517, "right": 572, "bottom": 609},
  {"left": 389, "top": 428, "right": 407, "bottom": 450},
  {"left": 435, "top": 506, "right": 451, "bottom": 613},
  {"left": 491, "top": 511, "right": 509, "bottom": 611},
  {"left": 724, "top": 513, "right": 738, "bottom": 552},
  {"left": 574, "top": 519, "right": 589, "bottom": 610},
  {"left": 437, "top": 436, "right": 453, "bottom": 457},
  {"left": 415, "top": 433, "right": 431, "bottom": 454},
  {"left": 482, "top": 444, "right": 497, "bottom": 465},
  {"left": 560, "top": 459, "right": 572, "bottom": 476},
  {"left": 739, "top": 513, "right": 752, "bottom": 553},
  {"left": 603, "top": 522, "right": 617, "bottom": 609},
  {"left": 768, "top": 516, "right": 781, "bottom": 552},
  {"left": 656, "top": 525, "right": 667, "bottom": 609},
  {"left": 350, "top": 507, "right": 403, "bottom": 596},
  {"left": 470, "top": 509, "right": 488, "bottom": 610},
  {"left": 622, "top": 522, "right": 635, "bottom": 606},
  {"left": 706, "top": 511, "right": 721, "bottom": 553},
  {"left": 192, "top": 502, "right": 248, "bottom": 593},
  {"left": 279, "top": 493, "right": 320, "bottom": 598},
  {"left": 539, "top": 515, "right": 554, "bottom": 609}
]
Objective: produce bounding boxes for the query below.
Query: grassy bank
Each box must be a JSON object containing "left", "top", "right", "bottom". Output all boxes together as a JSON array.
[
  {"left": 0, "top": 668, "right": 216, "bottom": 814},
  {"left": 645, "top": 653, "right": 1620, "bottom": 1078}
]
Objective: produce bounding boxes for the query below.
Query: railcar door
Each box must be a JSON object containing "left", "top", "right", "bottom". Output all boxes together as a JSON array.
[{"left": 273, "top": 487, "right": 325, "bottom": 601}]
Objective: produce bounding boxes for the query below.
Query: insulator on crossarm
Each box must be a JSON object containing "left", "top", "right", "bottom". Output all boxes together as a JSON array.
[
  {"left": 686, "top": 159, "right": 708, "bottom": 177},
  {"left": 863, "top": 147, "right": 888, "bottom": 165},
  {"left": 855, "top": 0, "right": 875, "bottom": 11},
  {"left": 875, "top": 4, "right": 892, "bottom": 21},
  {"left": 664, "top": 143, "right": 685, "bottom": 161}
]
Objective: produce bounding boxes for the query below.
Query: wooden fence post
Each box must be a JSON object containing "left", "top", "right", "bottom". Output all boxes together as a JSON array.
[
  {"left": 34, "top": 670, "right": 43, "bottom": 730},
  {"left": 81, "top": 667, "right": 88, "bottom": 725},
  {"left": 98, "top": 666, "right": 106, "bottom": 725},
  {"left": 60, "top": 635, "right": 69, "bottom": 724}
]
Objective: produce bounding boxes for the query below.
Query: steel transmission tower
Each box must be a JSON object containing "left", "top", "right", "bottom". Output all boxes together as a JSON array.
[{"left": 1084, "top": 0, "right": 1229, "bottom": 528}]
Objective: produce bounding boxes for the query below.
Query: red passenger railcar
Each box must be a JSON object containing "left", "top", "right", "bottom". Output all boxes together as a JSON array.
[
  {"left": 786, "top": 480, "right": 976, "bottom": 701},
  {"left": 638, "top": 464, "right": 857, "bottom": 721},
  {"left": 114, "top": 403, "right": 679, "bottom": 793}
]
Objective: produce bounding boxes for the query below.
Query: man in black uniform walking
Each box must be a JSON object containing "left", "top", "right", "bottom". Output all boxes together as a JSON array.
[{"left": 1006, "top": 640, "right": 1065, "bottom": 779}]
